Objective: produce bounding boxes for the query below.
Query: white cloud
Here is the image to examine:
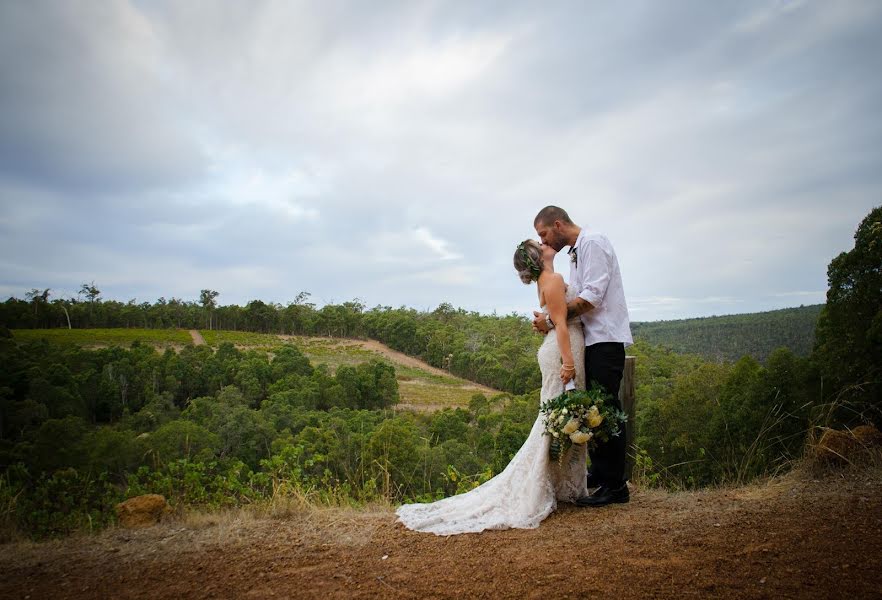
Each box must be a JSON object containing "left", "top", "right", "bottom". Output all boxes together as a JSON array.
[
  {"left": 412, "top": 227, "right": 462, "bottom": 261},
  {"left": 329, "top": 30, "right": 514, "bottom": 108}
]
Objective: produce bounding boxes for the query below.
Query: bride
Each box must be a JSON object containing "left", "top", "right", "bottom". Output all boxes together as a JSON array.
[{"left": 395, "top": 240, "right": 588, "bottom": 535}]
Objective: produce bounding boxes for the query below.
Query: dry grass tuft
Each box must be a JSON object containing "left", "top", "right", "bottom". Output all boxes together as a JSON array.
[
  {"left": 853, "top": 424, "right": 882, "bottom": 446},
  {"left": 168, "top": 497, "right": 395, "bottom": 551},
  {"left": 806, "top": 424, "right": 882, "bottom": 471}
]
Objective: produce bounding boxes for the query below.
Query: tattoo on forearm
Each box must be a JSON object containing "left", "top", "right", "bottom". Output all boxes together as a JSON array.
[{"left": 566, "top": 300, "right": 593, "bottom": 319}]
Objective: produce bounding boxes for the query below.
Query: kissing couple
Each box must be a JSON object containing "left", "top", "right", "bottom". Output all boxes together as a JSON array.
[{"left": 397, "top": 205, "right": 633, "bottom": 535}]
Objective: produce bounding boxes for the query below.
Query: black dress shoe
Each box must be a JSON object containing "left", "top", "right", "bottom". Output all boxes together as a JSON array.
[{"left": 575, "top": 483, "right": 629, "bottom": 507}]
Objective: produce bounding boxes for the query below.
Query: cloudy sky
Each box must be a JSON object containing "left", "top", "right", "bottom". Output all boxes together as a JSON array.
[{"left": 1, "top": 1, "right": 880, "bottom": 321}]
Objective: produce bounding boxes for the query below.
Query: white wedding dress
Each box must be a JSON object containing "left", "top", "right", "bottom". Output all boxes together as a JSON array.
[{"left": 396, "top": 287, "right": 588, "bottom": 535}]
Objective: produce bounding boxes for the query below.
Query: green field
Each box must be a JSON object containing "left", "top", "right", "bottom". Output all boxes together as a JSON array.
[
  {"left": 199, "top": 332, "right": 380, "bottom": 367},
  {"left": 200, "top": 330, "right": 282, "bottom": 348},
  {"left": 11, "top": 328, "right": 192, "bottom": 346},
  {"left": 283, "top": 336, "right": 379, "bottom": 369}
]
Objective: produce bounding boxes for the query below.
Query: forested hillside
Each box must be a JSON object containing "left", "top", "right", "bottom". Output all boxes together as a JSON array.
[
  {"left": 631, "top": 304, "right": 823, "bottom": 363},
  {"left": 1, "top": 295, "right": 543, "bottom": 396},
  {"left": 1, "top": 292, "right": 825, "bottom": 386},
  {"left": 0, "top": 297, "right": 823, "bottom": 395}
]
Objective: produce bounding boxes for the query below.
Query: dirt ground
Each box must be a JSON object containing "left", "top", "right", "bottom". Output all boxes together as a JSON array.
[{"left": 2, "top": 465, "right": 880, "bottom": 599}]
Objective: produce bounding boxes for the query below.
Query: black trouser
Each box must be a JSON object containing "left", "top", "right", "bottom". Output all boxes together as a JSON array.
[{"left": 585, "top": 342, "right": 626, "bottom": 486}]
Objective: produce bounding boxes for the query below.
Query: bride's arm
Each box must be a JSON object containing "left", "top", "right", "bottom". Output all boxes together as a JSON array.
[{"left": 540, "top": 273, "right": 576, "bottom": 383}]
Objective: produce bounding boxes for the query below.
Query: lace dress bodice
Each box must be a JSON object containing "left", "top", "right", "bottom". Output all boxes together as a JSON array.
[{"left": 538, "top": 285, "right": 587, "bottom": 403}]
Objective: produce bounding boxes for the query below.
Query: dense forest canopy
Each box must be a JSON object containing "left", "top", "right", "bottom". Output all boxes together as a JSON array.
[{"left": 631, "top": 304, "right": 823, "bottom": 363}]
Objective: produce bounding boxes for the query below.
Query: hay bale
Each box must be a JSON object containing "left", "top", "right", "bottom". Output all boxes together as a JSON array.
[{"left": 115, "top": 494, "right": 171, "bottom": 529}]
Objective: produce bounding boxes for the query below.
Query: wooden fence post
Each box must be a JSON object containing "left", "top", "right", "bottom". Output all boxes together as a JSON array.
[{"left": 619, "top": 356, "right": 637, "bottom": 482}]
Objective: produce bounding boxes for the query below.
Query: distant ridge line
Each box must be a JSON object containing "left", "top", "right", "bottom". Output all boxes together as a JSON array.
[
  {"left": 632, "top": 303, "right": 824, "bottom": 325},
  {"left": 631, "top": 304, "right": 824, "bottom": 364}
]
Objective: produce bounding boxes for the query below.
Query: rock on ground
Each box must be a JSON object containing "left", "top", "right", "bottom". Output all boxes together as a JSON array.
[{"left": 115, "top": 494, "right": 171, "bottom": 529}]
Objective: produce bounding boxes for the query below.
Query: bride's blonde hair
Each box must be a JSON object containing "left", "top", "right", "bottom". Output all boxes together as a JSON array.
[{"left": 513, "top": 240, "right": 543, "bottom": 284}]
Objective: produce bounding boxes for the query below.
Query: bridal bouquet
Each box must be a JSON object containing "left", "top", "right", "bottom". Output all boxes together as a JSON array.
[{"left": 540, "top": 382, "right": 627, "bottom": 463}]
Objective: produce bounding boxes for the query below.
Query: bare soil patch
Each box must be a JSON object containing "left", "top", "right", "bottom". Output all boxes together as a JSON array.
[
  {"left": 2, "top": 466, "right": 880, "bottom": 599},
  {"left": 189, "top": 330, "right": 206, "bottom": 346},
  {"left": 352, "top": 340, "right": 499, "bottom": 395}
]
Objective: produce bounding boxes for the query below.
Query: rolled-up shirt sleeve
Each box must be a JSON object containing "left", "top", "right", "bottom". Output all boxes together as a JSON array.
[{"left": 578, "top": 240, "right": 611, "bottom": 307}]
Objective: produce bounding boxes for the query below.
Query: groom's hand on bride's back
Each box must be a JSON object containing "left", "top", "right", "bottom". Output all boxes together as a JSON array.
[{"left": 532, "top": 311, "right": 550, "bottom": 335}]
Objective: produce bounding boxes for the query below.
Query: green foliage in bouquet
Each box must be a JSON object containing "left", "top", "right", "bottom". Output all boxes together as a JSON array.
[{"left": 540, "top": 384, "right": 627, "bottom": 464}]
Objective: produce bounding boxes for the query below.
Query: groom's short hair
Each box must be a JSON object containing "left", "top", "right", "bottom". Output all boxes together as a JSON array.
[{"left": 534, "top": 206, "right": 573, "bottom": 226}]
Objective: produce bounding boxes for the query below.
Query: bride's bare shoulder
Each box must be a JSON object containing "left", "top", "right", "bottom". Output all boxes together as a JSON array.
[
  {"left": 538, "top": 272, "right": 566, "bottom": 292},
  {"left": 539, "top": 272, "right": 565, "bottom": 285}
]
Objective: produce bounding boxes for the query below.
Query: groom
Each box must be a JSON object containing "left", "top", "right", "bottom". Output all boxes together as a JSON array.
[{"left": 532, "top": 205, "right": 633, "bottom": 507}]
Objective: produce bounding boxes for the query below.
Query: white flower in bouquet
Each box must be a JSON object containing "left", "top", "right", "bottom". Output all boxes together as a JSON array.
[
  {"left": 562, "top": 418, "right": 580, "bottom": 435},
  {"left": 570, "top": 430, "right": 592, "bottom": 444},
  {"left": 541, "top": 383, "right": 627, "bottom": 462}
]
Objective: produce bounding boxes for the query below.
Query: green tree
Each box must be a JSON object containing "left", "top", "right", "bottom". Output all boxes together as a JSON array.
[
  {"left": 366, "top": 416, "right": 423, "bottom": 498},
  {"left": 814, "top": 206, "right": 882, "bottom": 425},
  {"left": 25, "top": 288, "right": 50, "bottom": 327},
  {"left": 270, "top": 345, "right": 313, "bottom": 380},
  {"left": 32, "top": 416, "right": 90, "bottom": 472},
  {"left": 84, "top": 427, "right": 145, "bottom": 476},
  {"left": 200, "top": 289, "right": 219, "bottom": 330},
  {"left": 428, "top": 408, "right": 470, "bottom": 443},
  {"left": 147, "top": 419, "right": 219, "bottom": 465},
  {"left": 79, "top": 281, "right": 101, "bottom": 325}
]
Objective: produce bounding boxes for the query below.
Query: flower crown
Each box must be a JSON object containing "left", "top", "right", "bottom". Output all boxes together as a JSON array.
[{"left": 518, "top": 242, "right": 542, "bottom": 281}]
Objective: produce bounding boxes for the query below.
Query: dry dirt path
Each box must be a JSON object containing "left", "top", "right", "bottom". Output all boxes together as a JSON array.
[
  {"left": 2, "top": 467, "right": 880, "bottom": 599},
  {"left": 189, "top": 330, "right": 206, "bottom": 346},
  {"left": 349, "top": 339, "right": 498, "bottom": 396},
  {"left": 278, "top": 336, "right": 502, "bottom": 400}
]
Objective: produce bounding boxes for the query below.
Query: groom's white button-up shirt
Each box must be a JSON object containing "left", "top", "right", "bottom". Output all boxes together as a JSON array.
[{"left": 569, "top": 228, "right": 633, "bottom": 347}]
